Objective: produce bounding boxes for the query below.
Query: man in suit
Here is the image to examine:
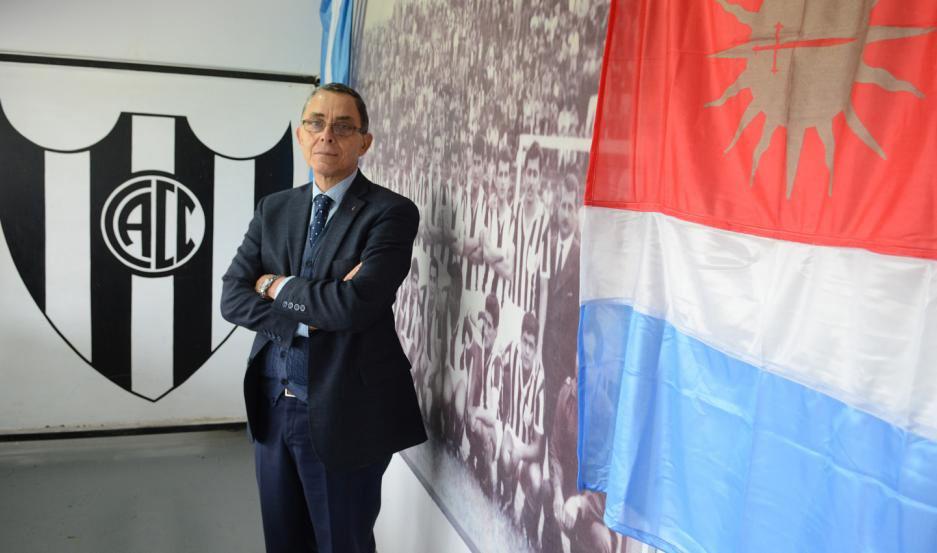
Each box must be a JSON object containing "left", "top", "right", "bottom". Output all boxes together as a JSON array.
[
  {"left": 541, "top": 172, "right": 593, "bottom": 553},
  {"left": 220, "top": 83, "right": 426, "bottom": 553},
  {"left": 542, "top": 172, "right": 581, "bottom": 439}
]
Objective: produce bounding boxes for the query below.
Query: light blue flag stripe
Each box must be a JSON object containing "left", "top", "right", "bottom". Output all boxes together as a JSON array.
[
  {"left": 319, "top": 0, "right": 352, "bottom": 85},
  {"left": 578, "top": 300, "right": 937, "bottom": 553}
]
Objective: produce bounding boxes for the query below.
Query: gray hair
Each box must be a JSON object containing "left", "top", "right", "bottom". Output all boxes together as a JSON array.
[{"left": 301, "top": 82, "right": 370, "bottom": 133}]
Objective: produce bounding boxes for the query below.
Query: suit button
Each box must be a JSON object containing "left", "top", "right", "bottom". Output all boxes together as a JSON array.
[
  {"left": 282, "top": 301, "right": 288, "bottom": 308},
  {"left": 279, "top": 351, "right": 286, "bottom": 358},
  {"left": 280, "top": 378, "right": 288, "bottom": 385},
  {"left": 300, "top": 305, "right": 306, "bottom": 312},
  {"left": 287, "top": 302, "right": 294, "bottom": 308}
]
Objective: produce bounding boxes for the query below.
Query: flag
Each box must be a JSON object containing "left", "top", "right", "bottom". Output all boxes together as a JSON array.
[
  {"left": 578, "top": 1, "right": 937, "bottom": 552},
  {"left": 320, "top": 0, "right": 353, "bottom": 85}
]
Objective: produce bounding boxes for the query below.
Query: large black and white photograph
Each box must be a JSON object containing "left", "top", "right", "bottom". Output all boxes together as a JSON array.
[{"left": 353, "top": 1, "right": 649, "bottom": 551}]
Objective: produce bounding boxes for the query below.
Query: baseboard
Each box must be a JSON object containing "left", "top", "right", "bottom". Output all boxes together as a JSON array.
[{"left": 0, "top": 422, "right": 247, "bottom": 442}]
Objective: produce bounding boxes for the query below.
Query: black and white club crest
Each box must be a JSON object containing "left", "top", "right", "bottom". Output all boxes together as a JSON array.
[{"left": 0, "top": 103, "right": 293, "bottom": 401}]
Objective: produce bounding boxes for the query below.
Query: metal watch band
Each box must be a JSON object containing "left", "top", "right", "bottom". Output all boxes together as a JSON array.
[{"left": 258, "top": 275, "right": 279, "bottom": 299}]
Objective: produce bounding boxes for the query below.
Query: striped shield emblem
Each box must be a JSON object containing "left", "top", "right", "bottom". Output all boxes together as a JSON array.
[{"left": 0, "top": 103, "right": 292, "bottom": 401}]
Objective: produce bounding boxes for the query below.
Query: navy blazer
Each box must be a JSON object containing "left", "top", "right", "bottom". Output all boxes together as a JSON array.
[{"left": 221, "top": 171, "right": 427, "bottom": 470}]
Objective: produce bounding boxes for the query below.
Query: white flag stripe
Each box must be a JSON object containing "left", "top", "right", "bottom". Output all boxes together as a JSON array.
[
  {"left": 212, "top": 156, "right": 254, "bottom": 350},
  {"left": 131, "top": 115, "right": 175, "bottom": 174},
  {"left": 44, "top": 151, "right": 92, "bottom": 360},
  {"left": 129, "top": 115, "right": 176, "bottom": 398},
  {"left": 581, "top": 206, "right": 937, "bottom": 441},
  {"left": 130, "top": 274, "right": 175, "bottom": 399},
  {"left": 323, "top": 0, "right": 344, "bottom": 83}
]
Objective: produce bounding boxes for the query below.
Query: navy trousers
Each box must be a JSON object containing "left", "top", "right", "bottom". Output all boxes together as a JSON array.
[{"left": 253, "top": 394, "right": 390, "bottom": 553}]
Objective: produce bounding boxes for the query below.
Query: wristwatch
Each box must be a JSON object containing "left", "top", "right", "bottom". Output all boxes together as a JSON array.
[{"left": 257, "top": 275, "right": 280, "bottom": 300}]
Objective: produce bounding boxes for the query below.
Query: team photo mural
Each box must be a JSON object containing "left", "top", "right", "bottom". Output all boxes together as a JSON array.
[{"left": 353, "top": 1, "right": 651, "bottom": 552}]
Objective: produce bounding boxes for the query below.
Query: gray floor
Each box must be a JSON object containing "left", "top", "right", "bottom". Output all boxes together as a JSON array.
[{"left": 0, "top": 429, "right": 265, "bottom": 553}]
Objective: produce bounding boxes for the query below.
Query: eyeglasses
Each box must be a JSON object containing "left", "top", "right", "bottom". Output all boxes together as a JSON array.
[{"left": 301, "top": 119, "right": 365, "bottom": 137}]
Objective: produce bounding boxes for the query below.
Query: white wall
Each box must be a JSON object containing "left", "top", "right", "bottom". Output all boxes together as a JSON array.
[
  {"left": 0, "top": 0, "right": 320, "bottom": 76},
  {"left": 377, "top": 454, "right": 473, "bottom": 553}
]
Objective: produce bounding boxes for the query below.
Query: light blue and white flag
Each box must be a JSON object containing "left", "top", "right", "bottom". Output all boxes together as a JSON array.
[{"left": 319, "top": 0, "right": 353, "bottom": 85}]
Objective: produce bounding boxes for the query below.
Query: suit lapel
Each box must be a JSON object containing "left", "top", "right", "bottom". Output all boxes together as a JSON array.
[
  {"left": 314, "top": 172, "right": 369, "bottom": 276},
  {"left": 287, "top": 184, "right": 313, "bottom": 276}
]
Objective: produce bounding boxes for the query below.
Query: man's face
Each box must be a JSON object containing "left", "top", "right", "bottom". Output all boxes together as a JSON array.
[
  {"left": 523, "top": 156, "right": 542, "bottom": 191},
  {"left": 558, "top": 190, "right": 577, "bottom": 238},
  {"left": 485, "top": 160, "right": 496, "bottom": 194},
  {"left": 521, "top": 331, "right": 537, "bottom": 372},
  {"left": 496, "top": 160, "right": 512, "bottom": 201},
  {"left": 480, "top": 312, "right": 496, "bottom": 349},
  {"left": 469, "top": 153, "right": 484, "bottom": 186},
  {"left": 521, "top": 177, "right": 540, "bottom": 211},
  {"left": 296, "top": 91, "right": 373, "bottom": 185}
]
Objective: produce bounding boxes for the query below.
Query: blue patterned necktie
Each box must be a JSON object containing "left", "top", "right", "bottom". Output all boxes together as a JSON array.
[
  {"left": 309, "top": 193, "right": 333, "bottom": 248},
  {"left": 298, "top": 194, "right": 333, "bottom": 282}
]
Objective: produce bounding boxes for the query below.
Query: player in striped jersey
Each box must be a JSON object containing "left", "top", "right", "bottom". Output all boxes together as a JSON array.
[
  {"left": 456, "top": 137, "right": 489, "bottom": 292},
  {"left": 480, "top": 147, "right": 516, "bottom": 303},
  {"left": 412, "top": 144, "right": 433, "bottom": 252},
  {"left": 398, "top": 257, "right": 424, "bottom": 369},
  {"left": 465, "top": 293, "right": 504, "bottom": 497},
  {"left": 510, "top": 141, "right": 549, "bottom": 314},
  {"left": 423, "top": 135, "right": 456, "bottom": 265},
  {"left": 414, "top": 257, "right": 441, "bottom": 424},
  {"left": 439, "top": 262, "right": 468, "bottom": 452},
  {"left": 497, "top": 312, "right": 546, "bottom": 546},
  {"left": 438, "top": 180, "right": 461, "bottom": 270}
]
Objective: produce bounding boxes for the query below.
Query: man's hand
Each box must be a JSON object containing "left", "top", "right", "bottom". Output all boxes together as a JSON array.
[
  {"left": 343, "top": 262, "right": 362, "bottom": 281},
  {"left": 501, "top": 434, "right": 515, "bottom": 467},
  {"left": 306, "top": 262, "right": 362, "bottom": 332},
  {"left": 553, "top": 494, "right": 566, "bottom": 526},
  {"left": 562, "top": 495, "right": 584, "bottom": 531}
]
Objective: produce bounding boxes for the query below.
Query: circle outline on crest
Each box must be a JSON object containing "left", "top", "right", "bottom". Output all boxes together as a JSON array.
[{"left": 100, "top": 173, "right": 205, "bottom": 275}]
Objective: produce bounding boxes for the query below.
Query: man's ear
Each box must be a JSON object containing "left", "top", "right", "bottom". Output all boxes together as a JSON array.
[{"left": 359, "top": 133, "right": 373, "bottom": 155}]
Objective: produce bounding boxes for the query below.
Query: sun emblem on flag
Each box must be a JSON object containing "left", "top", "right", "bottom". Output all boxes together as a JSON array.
[{"left": 707, "top": 0, "right": 934, "bottom": 197}]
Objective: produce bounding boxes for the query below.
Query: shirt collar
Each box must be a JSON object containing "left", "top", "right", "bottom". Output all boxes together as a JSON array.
[{"left": 311, "top": 169, "right": 357, "bottom": 208}]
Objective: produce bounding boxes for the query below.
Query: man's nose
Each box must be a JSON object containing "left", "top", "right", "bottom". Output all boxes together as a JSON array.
[{"left": 318, "top": 125, "right": 336, "bottom": 142}]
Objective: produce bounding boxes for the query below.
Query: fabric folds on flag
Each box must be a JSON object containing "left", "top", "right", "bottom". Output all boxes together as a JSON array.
[
  {"left": 578, "top": 1, "right": 937, "bottom": 552},
  {"left": 319, "top": 0, "right": 353, "bottom": 85}
]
